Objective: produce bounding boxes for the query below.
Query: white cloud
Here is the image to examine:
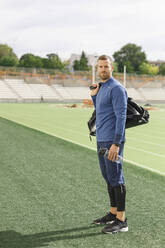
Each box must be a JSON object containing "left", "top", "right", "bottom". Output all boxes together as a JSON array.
[{"left": 0, "top": 0, "right": 165, "bottom": 60}]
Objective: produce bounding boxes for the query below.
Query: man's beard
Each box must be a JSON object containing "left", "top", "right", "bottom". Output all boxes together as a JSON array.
[{"left": 100, "top": 72, "right": 110, "bottom": 80}]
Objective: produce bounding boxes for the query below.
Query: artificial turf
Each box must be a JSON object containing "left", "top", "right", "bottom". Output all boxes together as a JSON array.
[
  {"left": 0, "top": 117, "right": 164, "bottom": 248},
  {"left": 0, "top": 103, "right": 164, "bottom": 174}
]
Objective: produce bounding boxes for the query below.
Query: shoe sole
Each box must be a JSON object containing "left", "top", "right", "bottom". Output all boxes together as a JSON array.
[
  {"left": 102, "top": 227, "right": 129, "bottom": 234},
  {"left": 93, "top": 220, "right": 115, "bottom": 225}
]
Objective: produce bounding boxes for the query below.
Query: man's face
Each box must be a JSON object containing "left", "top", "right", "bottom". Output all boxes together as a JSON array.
[{"left": 97, "top": 59, "right": 113, "bottom": 81}]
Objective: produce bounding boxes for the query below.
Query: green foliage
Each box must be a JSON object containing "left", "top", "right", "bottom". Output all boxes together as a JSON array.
[
  {"left": 62, "top": 60, "right": 70, "bottom": 71},
  {"left": 159, "top": 62, "right": 165, "bottom": 75},
  {"left": 112, "top": 62, "right": 118, "bottom": 72},
  {"left": 139, "top": 62, "right": 159, "bottom": 75},
  {"left": 113, "top": 43, "right": 147, "bottom": 72},
  {"left": 147, "top": 64, "right": 159, "bottom": 75},
  {"left": 43, "top": 53, "right": 64, "bottom": 70},
  {"left": 42, "top": 58, "right": 50, "bottom": 68},
  {"left": 19, "top": 53, "right": 43, "bottom": 68},
  {"left": 124, "top": 61, "right": 134, "bottom": 73},
  {"left": 139, "top": 62, "right": 149, "bottom": 74},
  {"left": 0, "top": 44, "right": 16, "bottom": 58},
  {"left": 0, "top": 44, "right": 18, "bottom": 67},
  {"left": 79, "top": 51, "right": 89, "bottom": 70},
  {"left": 73, "top": 60, "right": 80, "bottom": 70},
  {"left": 19, "top": 53, "right": 64, "bottom": 70},
  {"left": 0, "top": 55, "right": 18, "bottom": 66},
  {"left": 73, "top": 51, "right": 89, "bottom": 71}
]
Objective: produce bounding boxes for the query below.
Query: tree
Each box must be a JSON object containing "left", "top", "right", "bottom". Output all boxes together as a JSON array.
[
  {"left": 139, "top": 62, "right": 159, "bottom": 75},
  {"left": 42, "top": 58, "right": 50, "bottom": 68},
  {"left": 73, "top": 60, "right": 80, "bottom": 70},
  {"left": 62, "top": 60, "right": 70, "bottom": 70},
  {"left": 0, "top": 44, "right": 18, "bottom": 66},
  {"left": 73, "top": 51, "right": 89, "bottom": 71},
  {"left": 0, "top": 44, "right": 16, "bottom": 58},
  {"left": 79, "top": 51, "right": 89, "bottom": 71},
  {"left": 112, "top": 62, "right": 118, "bottom": 73},
  {"left": 124, "top": 61, "right": 134, "bottom": 73},
  {"left": 159, "top": 63, "right": 165, "bottom": 75},
  {"left": 0, "top": 55, "right": 18, "bottom": 66},
  {"left": 44, "top": 53, "right": 64, "bottom": 70},
  {"left": 139, "top": 63, "right": 150, "bottom": 75},
  {"left": 113, "top": 43, "right": 147, "bottom": 72},
  {"left": 19, "top": 53, "right": 43, "bottom": 68}
]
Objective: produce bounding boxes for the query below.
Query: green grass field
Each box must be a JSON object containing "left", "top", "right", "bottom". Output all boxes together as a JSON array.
[
  {"left": 0, "top": 103, "right": 164, "bottom": 174},
  {"left": 0, "top": 103, "right": 165, "bottom": 248}
]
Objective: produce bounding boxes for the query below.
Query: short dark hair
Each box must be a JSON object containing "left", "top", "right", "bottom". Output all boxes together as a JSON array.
[{"left": 98, "top": 55, "right": 113, "bottom": 64}]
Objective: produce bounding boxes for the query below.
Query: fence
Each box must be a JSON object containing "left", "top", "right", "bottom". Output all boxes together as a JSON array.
[{"left": 0, "top": 66, "right": 165, "bottom": 88}]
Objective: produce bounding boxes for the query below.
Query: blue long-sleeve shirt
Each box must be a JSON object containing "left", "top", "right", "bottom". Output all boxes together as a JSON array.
[{"left": 91, "top": 77, "right": 128, "bottom": 143}]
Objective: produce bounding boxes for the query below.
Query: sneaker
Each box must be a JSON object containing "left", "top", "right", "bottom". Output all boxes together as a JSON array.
[
  {"left": 93, "top": 212, "right": 116, "bottom": 225},
  {"left": 102, "top": 218, "right": 128, "bottom": 234}
]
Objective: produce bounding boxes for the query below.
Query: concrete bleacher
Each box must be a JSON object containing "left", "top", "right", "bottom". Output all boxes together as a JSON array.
[
  {"left": 29, "top": 84, "right": 60, "bottom": 101},
  {"left": 138, "top": 88, "right": 165, "bottom": 101},
  {"left": 126, "top": 88, "right": 144, "bottom": 101},
  {"left": 4, "top": 79, "right": 40, "bottom": 101},
  {"left": 65, "top": 87, "right": 90, "bottom": 99},
  {"left": 0, "top": 79, "right": 165, "bottom": 103},
  {"left": 52, "top": 84, "right": 72, "bottom": 99},
  {"left": 53, "top": 85, "right": 90, "bottom": 100},
  {"left": 0, "top": 80, "right": 17, "bottom": 102}
]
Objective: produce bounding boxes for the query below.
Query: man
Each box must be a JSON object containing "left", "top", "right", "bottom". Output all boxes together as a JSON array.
[{"left": 90, "top": 55, "right": 128, "bottom": 234}]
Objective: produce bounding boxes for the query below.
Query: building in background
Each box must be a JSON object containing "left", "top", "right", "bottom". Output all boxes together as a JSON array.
[
  {"left": 149, "top": 60, "right": 165, "bottom": 66},
  {"left": 69, "top": 53, "right": 99, "bottom": 70}
]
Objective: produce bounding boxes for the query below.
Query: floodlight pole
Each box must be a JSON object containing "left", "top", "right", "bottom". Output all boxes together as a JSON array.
[
  {"left": 92, "top": 56, "right": 98, "bottom": 84},
  {"left": 92, "top": 64, "right": 95, "bottom": 84},
  {"left": 123, "top": 65, "right": 126, "bottom": 88}
]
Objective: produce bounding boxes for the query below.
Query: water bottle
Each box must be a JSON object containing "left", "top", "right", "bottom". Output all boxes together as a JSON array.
[{"left": 99, "top": 148, "right": 123, "bottom": 163}]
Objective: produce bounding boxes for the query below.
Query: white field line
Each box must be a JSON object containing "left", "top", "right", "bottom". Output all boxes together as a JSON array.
[
  {"left": 127, "top": 137, "right": 165, "bottom": 148},
  {"left": 43, "top": 132, "right": 165, "bottom": 176},
  {"left": 23, "top": 125, "right": 165, "bottom": 176},
  {"left": 3, "top": 115, "right": 88, "bottom": 138},
  {"left": 1, "top": 116, "right": 165, "bottom": 176},
  {"left": 124, "top": 159, "right": 165, "bottom": 176},
  {"left": 127, "top": 132, "right": 165, "bottom": 141},
  {"left": 141, "top": 129, "right": 165, "bottom": 135},
  {"left": 126, "top": 145, "right": 165, "bottom": 158},
  {"left": 1, "top": 114, "right": 87, "bottom": 137}
]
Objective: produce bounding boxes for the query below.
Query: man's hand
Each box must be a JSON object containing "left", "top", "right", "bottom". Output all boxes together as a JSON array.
[
  {"left": 108, "top": 144, "right": 119, "bottom": 162},
  {"left": 90, "top": 83, "right": 100, "bottom": 96}
]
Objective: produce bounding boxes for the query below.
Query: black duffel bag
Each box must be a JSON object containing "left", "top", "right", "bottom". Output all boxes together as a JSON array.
[{"left": 87, "top": 97, "right": 149, "bottom": 137}]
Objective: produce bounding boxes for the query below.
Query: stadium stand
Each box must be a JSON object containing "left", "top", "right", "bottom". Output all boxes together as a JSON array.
[
  {"left": 138, "top": 88, "right": 165, "bottom": 101},
  {"left": 65, "top": 87, "right": 90, "bottom": 99},
  {"left": 126, "top": 88, "right": 145, "bottom": 101},
  {"left": 0, "top": 80, "right": 17, "bottom": 102},
  {"left": 0, "top": 78, "right": 165, "bottom": 103},
  {"left": 29, "top": 83, "right": 60, "bottom": 101},
  {"left": 53, "top": 85, "right": 90, "bottom": 100},
  {"left": 4, "top": 79, "right": 40, "bottom": 102},
  {"left": 52, "top": 84, "right": 72, "bottom": 100}
]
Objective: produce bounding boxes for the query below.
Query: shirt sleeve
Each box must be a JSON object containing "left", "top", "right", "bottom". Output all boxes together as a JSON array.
[
  {"left": 111, "top": 86, "right": 128, "bottom": 144},
  {"left": 91, "top": 95, "right": 97, "bottom": 108}
]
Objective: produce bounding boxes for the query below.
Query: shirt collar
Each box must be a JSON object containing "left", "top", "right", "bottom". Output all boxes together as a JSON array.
[{"left": 100, "top": 77, "right": 113, "bottom": 86}]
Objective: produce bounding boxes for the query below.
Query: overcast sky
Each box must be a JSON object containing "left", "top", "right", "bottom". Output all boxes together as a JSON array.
[{"left": 0, "top": 0, "right": 165, "bottom": 61}]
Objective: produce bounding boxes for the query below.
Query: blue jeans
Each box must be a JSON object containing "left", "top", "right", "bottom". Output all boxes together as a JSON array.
[{"left": 97, "top": 141, "right": 125, "bottom": 187}]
